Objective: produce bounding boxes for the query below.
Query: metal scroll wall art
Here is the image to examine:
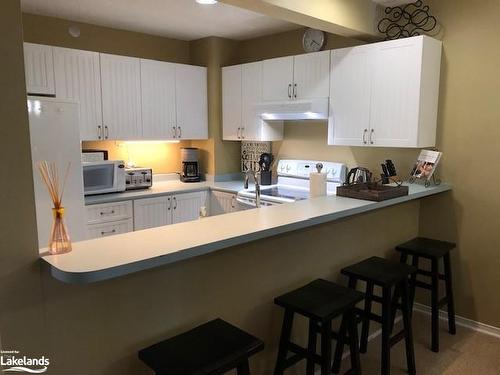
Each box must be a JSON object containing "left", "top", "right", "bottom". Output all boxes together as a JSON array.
[{"left": 378, "top": 0, "right": 438, "bottom": 40}]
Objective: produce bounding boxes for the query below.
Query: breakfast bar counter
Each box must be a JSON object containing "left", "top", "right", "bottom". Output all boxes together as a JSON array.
[{"left": 41, "top": 183, "right": 451, "bottom": 284}]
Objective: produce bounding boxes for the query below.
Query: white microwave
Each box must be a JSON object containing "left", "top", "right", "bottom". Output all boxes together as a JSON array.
[{"left": 82, "top": 160, "right": 126, "bottom": 196}]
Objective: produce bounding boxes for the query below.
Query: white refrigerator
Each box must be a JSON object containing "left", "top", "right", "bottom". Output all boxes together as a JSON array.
[{"left": 28, "top": 97, "right": 87, "bottom": 249}]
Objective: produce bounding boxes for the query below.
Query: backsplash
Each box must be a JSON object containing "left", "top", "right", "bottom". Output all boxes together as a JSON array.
[
  {"left": 82, "top": 140, "right": 191, "bottom": 174},
  {"left": 272, "top": 122, "right": 421, "bottom": 179}
]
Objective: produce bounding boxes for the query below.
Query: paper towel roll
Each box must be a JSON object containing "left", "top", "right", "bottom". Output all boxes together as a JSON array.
[{"left": 310, "top": 172, "right": 327, "bottom": 198}]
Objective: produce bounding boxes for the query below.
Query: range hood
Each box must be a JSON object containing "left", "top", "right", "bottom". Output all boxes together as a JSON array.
[{"left": 254, "top": 97, "right": 329, "bottom": 121}]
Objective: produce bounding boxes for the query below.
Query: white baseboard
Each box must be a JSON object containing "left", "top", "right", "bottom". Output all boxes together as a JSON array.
[{"left": 413, "top": 303, "right": 500, "bottom": 339}]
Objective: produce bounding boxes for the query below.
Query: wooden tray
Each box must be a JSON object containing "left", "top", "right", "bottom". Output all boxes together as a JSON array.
[{"left": 336, "top": 183, "right": 409, "bottom": 202}]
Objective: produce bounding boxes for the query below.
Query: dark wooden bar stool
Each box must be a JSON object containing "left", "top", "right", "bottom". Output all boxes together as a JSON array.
[
  {"left": 138, "top": 318, "right": 264, "bottom": 375},
  {"left": 274, "top": 279, "right": 364, "bottom": 375},
  {"left": 395, "top": 237, "right": 456, "bottom": 352},
  {"left": 340, "top": 257, "right": 417, "bottom": 375}
]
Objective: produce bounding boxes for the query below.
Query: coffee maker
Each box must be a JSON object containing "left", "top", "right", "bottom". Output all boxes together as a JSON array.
[{"left": 181, "top": 148, "right": 201, "bottom": 182}]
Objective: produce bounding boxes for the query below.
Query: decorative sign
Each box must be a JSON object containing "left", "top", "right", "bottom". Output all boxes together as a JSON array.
[
  {"left": 378, "top": 0, "right": 438, "bottom": 40},
  {"left": 241, "top": 141, "right": 271, "bottom": 172}
]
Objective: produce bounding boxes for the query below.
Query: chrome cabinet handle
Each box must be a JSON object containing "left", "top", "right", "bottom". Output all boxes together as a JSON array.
[
  {"left": 231, "top": 195, "right": 236, "bottom": 209},
  {"left": 97, "top": 125, "right": 102, "bottom": 139},
  {"left": 100, "top": 210, "right": 115, "bottom": 216},
  {"left": 241, "top": 127, "right": 245, "bottom": 139},
  {"left": 177, "top": 126, "right": 182, "bottom": 138},
  {"left": 293, "top": 83, "right": 297, "bottom": 99},
  {"left": 370, "top": 129, "right": 374, "bottom": 144},
  {"left": 172, "top": 126, "right": 177, "bottom": 138},
  {"left": 237, "top": 127, "right": 241, "bottom": 139},
  {"left": 173, "top": 196, "right": 177, "bottom": 210},
  {"left": 288, "top": 84, "right": 292, "bottom": 99},
  {"left": 104, "top": 125, "right": 109, "bottom": 139},
  {"left": 168, "top": 197, "right": 171, "bottom": 210},
  {"left": 362, "top": 129, "right": 368, "bottom": 144},
  {"left": 101, "top": 229, "right": 116, "bottom": 236}
]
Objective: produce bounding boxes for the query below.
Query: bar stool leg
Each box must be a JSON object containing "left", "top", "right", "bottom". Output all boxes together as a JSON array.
[
  {"left": 274, "top": 309, "right": 294, "bottom": 375},
  {"left": 320, "top": 319, "right": 332, "bottom": 375},
  {"left": 381, "top": 286, "right": 392, "bottom": 375},
  {"left": 237, "top": 359, "right": 251, "bottom": 375},
  {"left": 360, "top": 281, "right": 374, "bottom": 353},
  {"left": 306, "top": 319, "right": 317, "bottom": 375},
  {"left": 347, "top": 310, "right": 362, "bottom": 375},
  {"left": 443, "top": 254, "right": 457, "bottom": 335},
  {"left": 332, "top": 277, "right": 358, "bottom": 374},
  {"left": 408, "top": 255, "right": 419, "bottom": 316},
  {"left": 332, "top": 316, "right": 346, "bottom": 374},
  {"left": 431, "top": 258, "right": 440, "bottom": 352},
  {"left": 400, "top": 280, "right": 416, "bottom": 375}
]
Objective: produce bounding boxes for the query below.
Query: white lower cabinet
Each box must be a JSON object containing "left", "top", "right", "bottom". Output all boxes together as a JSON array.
[
  {"left": 133, "top": 191, "right": 208, "bottom": 230},
  {"left": 210, "top": 191, "right": 238, "bottom": 216},
  {"left": 133, "top": 196, "right": 172, "bottom": 231},
  {"left": 87, "top": 219, "right": 134, "bottom": 238},
  {"left": 86, "top": 201, "right": 133, "bottom": 239}
]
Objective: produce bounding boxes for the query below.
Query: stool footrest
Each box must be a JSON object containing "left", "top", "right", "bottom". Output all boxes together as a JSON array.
[
  {"left": 287, "top": 342, "right": 322, "bottom": 365},
  {"left": 417, "top": 269, "right": 446, "bottom": 280},
  {"left": 413, "top": 280, "right": 432, "bottom": 290},
  {"left": 389, "top": 329, "right": 406, "bottom": 347},
  {"left": 354, "top": 307, "right": 383, "bottom": 324}
]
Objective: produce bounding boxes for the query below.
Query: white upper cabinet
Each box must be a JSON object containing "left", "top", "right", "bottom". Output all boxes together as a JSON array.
[
  {"left": 24, "top": 43, "right": 55, "bottom": 96},
  {"left": 293, "top": 50, "right": 330, "bottom": 100},
  {"left": 222, "top": 61, "right": 283, "bottom": 141},
  {"left": 140, "top": 59, "right": 177, "bottom": 140},
  {"left": 328, "top": 45, "right": 372, "bottom": 146},
  {"left": 262, "top": 56, "right": 294, "bottom": 101},
  {"left": 222, "top": 64, "right": 242, "bottom": 141},
  {"left": 100, "top": 53, "right": 143, "bottom": 140},
  {"left": 175, "top": 64, "right": 208, "bottom": 140},
  {"left": 241, "top": 61, "right": 264, "bottom": 141},
  {"left": 53, "top": 47, "right": 103, "bottom": 141},
  {"left": 329, "top": 36, "right": 442, "bottom": 148}
]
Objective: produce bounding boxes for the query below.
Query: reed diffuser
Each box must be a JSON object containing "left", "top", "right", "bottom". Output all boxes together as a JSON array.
[{"left": 38, "top": 161, "right": 72, "bottom": 255}]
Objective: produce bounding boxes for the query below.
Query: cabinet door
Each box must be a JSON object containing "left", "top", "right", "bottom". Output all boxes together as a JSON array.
[
  {"left": 222, "top": 65, "right": 242, "bottom": 140},
  {"left": 133, "top": 196, "right": 172, "bottom": 231},
  {"left": 175, "top": 64, "right": 208, "bottom": 140},
  {"left": 172, "top": 191, "right": 208, "bottom": 224},
  {"left": 369, "top": 38, "right": 421, "bottom": 147},
  {"left": 87, "top": 219, "right": 133, "bottom": 239},
  {"left": 24, "top": 43, "right": 55, "bottom": 96},
  {"left": 293, "top": 50, "right": 330, "bottom": 99},
  {"left": 140, "top": 59, "right": 177, "bottom": 140},
  {"left": 210, "top": 191, "right": 236, "bottom": 216},
  {"left": 328, "top": 46, "right": 372, "bottom": 146},
  {"left": 100, "top": 53, "right": 142, "bottom": 140},
  {"left": 241, "top": 61, "right": 263, "bottom": 141},
  {"left": 262, "top": 56, "right": 294, "bottom": 101},
  {"left": 53, "top": 47, "right": 103, "bottom": 141}
]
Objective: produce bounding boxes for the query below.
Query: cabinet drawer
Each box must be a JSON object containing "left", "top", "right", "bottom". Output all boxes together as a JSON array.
[
  {"left": 87, "top": 219, "right": 133, "bottom": 239},
  {"left": 86, "top": 201, "right": 133, "bottom": 224}
]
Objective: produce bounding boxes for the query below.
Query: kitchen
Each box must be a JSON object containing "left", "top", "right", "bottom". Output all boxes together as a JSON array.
[{"left": 2, "top": 0, "right": 500, "bottom": 374}]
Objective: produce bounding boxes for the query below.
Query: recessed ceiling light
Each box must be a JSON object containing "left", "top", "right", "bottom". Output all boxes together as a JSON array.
[{"left": 195, "top": 0, "right": 218, "bottom": 4}]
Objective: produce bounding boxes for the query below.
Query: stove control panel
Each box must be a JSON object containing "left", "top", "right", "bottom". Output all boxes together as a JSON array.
[{"left": 277, "top": 160, "right": 347, "bottom": 183}]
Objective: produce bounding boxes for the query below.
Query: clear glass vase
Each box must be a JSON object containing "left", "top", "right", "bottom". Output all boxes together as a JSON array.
[{"left": 48, "top": 207, "right": 72, "bottom": 255}]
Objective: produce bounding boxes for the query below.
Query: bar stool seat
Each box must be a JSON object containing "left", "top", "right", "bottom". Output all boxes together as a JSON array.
[
  {"left": 138, "top": 318, "right": 264, "bottom": 375},
  {"left": 341, "top": 256, "right": 417, "bottom": 287},
  {"left": 396, "top": 237, "right": 457, "bottom": 353},
  {"left": 396, "top": 237, "right": 455, "bottom": 259},
  {"left": 340, "top": 257, "right": 417, "bottom": 375},
  {"left": 274, "top": 279, "right": 364, "bottom": 375}
]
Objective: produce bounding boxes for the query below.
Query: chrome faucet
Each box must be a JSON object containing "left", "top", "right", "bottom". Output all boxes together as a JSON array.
[{"left": 244, "top": 170, "right": 261, "bottom": 208}]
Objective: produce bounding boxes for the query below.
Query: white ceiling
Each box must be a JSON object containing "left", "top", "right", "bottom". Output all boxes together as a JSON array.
[{"left": 21, "top": 0, "right": 300, "bottom": 41}]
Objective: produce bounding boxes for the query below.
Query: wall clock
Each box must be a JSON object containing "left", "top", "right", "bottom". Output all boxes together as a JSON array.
[{"left": 302, "top": 28, "right": 325, "bottom": 52}]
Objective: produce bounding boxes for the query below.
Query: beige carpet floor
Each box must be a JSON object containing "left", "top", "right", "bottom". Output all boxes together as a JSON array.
[{"left": 337, "top": 311, "right": 500, "bottom": 374}]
